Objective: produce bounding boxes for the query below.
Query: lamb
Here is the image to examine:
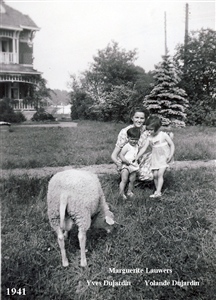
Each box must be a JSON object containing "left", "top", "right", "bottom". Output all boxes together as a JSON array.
[{"left": 47, "top": 169, "right": 115, "bottom": 267}]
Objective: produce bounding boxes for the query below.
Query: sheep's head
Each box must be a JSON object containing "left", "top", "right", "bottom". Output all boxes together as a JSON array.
[{"left": 92, "top": 209, "right": 115, "bottom": 233}]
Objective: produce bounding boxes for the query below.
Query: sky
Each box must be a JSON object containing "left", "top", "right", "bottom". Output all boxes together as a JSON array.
[{"left": 5, "top": 0, "right": 216, "bottom": 91}]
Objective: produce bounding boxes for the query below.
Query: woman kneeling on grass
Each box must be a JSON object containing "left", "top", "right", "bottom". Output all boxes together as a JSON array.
[
  {"left": 111, "top": 107, "right": 154, "bottom": 198},
  {"left": 136, "top": 115, "right": 175, "bottom": 198}
]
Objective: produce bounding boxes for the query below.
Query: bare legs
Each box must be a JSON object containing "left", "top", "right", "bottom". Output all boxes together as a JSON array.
[
  {"left": 119, "top": 169, "right": 136, "bottom": 198},
  {"left": 151, "top": 167, "right": 167, "bottom": 197},
  {"left": 128, "top": 172, "right": 136, "bottom": 195}
]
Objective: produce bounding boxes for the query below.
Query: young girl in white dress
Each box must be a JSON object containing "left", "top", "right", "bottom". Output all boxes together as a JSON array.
[{"left": 137, "top": 116, "right": 175, "bottom": 198}]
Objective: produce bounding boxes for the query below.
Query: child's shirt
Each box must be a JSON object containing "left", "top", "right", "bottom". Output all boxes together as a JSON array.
[{"left": 122, "top": 143, "right": 139, "bottom": 163}]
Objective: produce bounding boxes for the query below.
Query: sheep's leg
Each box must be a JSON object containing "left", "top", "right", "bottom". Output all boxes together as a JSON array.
[
  {"left": 59, "top": 194, "right": 67, "bottom": 230},
  {"left": 78, "top": 229, "right": 87, "bottom": 267},
  {"left": 57, "top": 227, "right": 69, "bottom": 267}
]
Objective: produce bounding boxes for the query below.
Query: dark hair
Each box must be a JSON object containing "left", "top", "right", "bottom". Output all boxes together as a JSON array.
[
  {"left": 146, "top": 115, "right": 162, "bottom": 132},
  {"left": 129, "top": 106, "right": 150, "bottom": 123},
  {"left": 127, "top": 127, "right": 141, "bottom": 139}
]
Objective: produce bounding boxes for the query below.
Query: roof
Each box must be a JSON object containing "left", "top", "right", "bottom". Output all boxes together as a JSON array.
[
  {"left": 0, "top": 63, "right": 42, "bottom": 75},
  {"left": 0, "top": 1, "right": 39, "bottom": 30}
]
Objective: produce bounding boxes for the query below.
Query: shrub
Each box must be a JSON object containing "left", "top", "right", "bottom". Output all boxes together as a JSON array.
[
  {"left": 31, "top": 107, "right": 55, "bottom": 122},
  {"left": 0, "top": 98, "right": 26, "bottom": 123},
  {"left": 203, "top": 111, "right": 216, "bottom": 127}
]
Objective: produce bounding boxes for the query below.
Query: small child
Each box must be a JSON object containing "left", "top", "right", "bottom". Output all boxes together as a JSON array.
[
  {"left": 137, "top": 115, "right": 175, "bottom": 198},
  {"left": 119, "top": 127, "right": 140, "bottom": 199}
]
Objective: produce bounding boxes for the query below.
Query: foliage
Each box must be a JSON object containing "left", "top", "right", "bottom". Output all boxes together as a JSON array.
[
  {"left": 144, "top": 55, "right": 189, "bottom": 127},
  {"left": 69, "top": 41, "right": 154, "bottom": 122},
  {"left": 88, "top": 84, "right": 137, "bottom": 122},
  {"left": 31, "top": 107, "right": 56, "bottom": 122},
  {"left": 0, "top": 98, "right": 26, "bottom": 123},
  {"left": 1, "top": 168, "right": 216, "bottom": 299},
  {"left": 28, "top": 75, "right": 53, "bottom": 109},
  {"left": 174, "top": 28, "right": 216, "bottom": 125},
  {"left": 1, "top": 121, "right": 216, "bottom": 169},
  {"left": 70, "top": 77, "right": 95, "bottom": 120},
  {"left": 83, "top": 41, "right": 139, "bottom": 93}
]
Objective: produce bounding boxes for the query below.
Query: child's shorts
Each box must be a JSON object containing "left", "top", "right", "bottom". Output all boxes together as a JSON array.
[{"left": 121, "top": 162, "right": 139, "bottom": 174}]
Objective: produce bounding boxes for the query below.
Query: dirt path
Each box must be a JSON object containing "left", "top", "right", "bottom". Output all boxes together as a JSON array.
[{"left": 1, "top": 160, "right": 215, "bottom": 179}]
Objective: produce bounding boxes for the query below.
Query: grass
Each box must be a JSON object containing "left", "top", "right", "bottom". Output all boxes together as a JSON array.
[
  {"left": 1, "top": 121, "right": 216, "bottom": 169},
  {"left": 1, "top": 167, "right": 216, "bottom": 299}
]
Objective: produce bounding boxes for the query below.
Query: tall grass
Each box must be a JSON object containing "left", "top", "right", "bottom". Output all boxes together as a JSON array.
[
  {"left": 1, "top": 167, "right": 216, "bottom": 299},
  {"left": 1, "top": 121, "right": 215, "bottom": 169}
]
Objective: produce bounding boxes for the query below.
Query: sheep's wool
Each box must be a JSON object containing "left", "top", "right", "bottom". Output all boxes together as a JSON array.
[{"left": 47, "top": 169, "right": 106, "bottom": 231}]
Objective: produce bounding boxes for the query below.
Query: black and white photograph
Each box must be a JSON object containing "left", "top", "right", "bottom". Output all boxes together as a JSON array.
[{"left": 1, "top": 0, "right": 216, "bottom": 299}]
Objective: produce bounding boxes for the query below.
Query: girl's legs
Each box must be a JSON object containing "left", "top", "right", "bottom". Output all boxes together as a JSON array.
[
  {"left": 155, "top": 167, "right": 167, "bottom": 194},
  {"left": 153, "top": 170, "right": 159, "bottom": 191},
  {"left": 119, "top": 169, "right": 129, "bottom": 197},
  {"left": 150, "top": 167, "right": 166, "bottom": 197}
]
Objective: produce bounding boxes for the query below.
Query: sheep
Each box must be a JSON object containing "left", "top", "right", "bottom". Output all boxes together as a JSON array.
[{"left": 47, "top": 169, "right": 115, "bottom": 267}]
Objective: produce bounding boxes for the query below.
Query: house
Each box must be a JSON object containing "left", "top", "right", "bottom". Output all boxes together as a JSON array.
[{"left": 0, "top": 1, "right": 42, "bottom": 111}]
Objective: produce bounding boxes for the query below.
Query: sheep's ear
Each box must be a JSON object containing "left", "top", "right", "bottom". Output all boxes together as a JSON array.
[{"left": 105, "top": 216, "right": 115, "bottom": 225}]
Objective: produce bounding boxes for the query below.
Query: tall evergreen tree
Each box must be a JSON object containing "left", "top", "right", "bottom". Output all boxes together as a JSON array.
[{"left": 144, "top": 55, "right": 189, "bottom": 127}]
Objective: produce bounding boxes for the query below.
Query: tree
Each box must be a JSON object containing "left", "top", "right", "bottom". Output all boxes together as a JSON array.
[
  {"left": 23, "top": 75, "right": 52, "bottom": 109},
  {"left": 174, "top": 28, "right": 216, "bottom": 125},
  {"left": 90, "top": 84, "right": 137, "bottom": 122},
  {"left": 144, "top": 55, "right": 189, "bottom": 127},
  {"left": 87, "top": 41, "right": 138, "bottom": 90},
  {"left": 69, "top": 41, "right": 154, "bottom": 122},
  {"left": 69, "top": 75, "right": 95, "bottom": 120}
]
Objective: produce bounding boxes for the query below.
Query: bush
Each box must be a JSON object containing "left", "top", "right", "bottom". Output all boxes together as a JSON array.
[
  {"left": 203, "top": 111, "right": 216, "bottom": 126},
  {"left": 0, "top": 98, "right": 26, "bottom": 123},
  {"left": 31, "top": 107, "right": 56, "bottom": 122}
]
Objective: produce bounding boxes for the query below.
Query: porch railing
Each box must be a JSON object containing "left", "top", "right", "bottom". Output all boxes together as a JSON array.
[
  {"left": 0, "top": 52, "right": 18, "bottom": 64},
  {"left": 12, "top": 99, "right": 37, "bottom": 110}
]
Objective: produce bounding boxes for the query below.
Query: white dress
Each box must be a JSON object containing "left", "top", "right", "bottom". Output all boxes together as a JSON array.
[{"left": 149, "top": 131, "right": 171, "bottom": 170}]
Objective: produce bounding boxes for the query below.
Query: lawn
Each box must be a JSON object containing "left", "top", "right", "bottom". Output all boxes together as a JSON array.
[
  {"left": 1, "top": 121, "right": 216, "bottom": 299},
  {"left": 1, "top": 121, "right": 216, "bottom": 169},
  {"left": 1, "top": 167, "right": 216, "bottom": 300}
]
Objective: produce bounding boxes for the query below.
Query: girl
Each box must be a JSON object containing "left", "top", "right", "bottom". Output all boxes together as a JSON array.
[{"left": 136, "top": 115, "right": 175, "bottom": 198}]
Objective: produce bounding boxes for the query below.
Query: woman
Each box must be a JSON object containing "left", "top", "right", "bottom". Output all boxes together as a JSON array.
[{"left": 111, "top": 106, "right": 154, "bottom": 182}]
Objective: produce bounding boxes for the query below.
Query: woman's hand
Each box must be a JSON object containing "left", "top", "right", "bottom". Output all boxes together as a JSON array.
[{"left": 122, "top": 158, "right": 130, "bottom": 165}]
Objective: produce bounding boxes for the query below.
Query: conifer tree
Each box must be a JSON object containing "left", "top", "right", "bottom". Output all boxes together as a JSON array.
[{"left": 144, "top": 55, "right": 188, "bottom": 127}]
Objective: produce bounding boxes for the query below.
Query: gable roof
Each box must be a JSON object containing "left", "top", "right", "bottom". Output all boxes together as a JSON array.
[{"left": 0, "top": 1, "right": 39, "bottom": 30}]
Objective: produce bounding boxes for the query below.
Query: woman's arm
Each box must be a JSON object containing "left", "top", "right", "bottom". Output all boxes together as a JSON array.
[
  {"left": 137, "top": 139, "right": 150, "bottom": 161},
  {"left": 111, "top": 146, "right": 121, "bottom": 165},
  {"left": 111, "top": 126, "right": 131, "bottom": 165},
  {"left": 119, "top": 145, "right": 130, "bottom": 165}
]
